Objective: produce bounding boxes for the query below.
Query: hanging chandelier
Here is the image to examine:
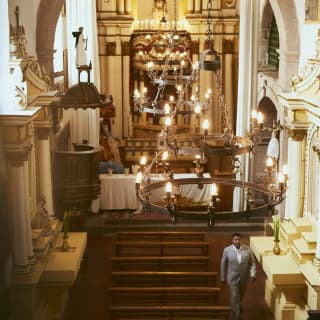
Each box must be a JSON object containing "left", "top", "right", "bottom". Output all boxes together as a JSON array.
[{"left": 131, "top": 0, "right": 287, "bottom": 227}]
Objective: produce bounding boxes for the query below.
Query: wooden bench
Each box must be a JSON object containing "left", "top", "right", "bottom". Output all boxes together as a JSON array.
[
  {"left": 117, "top": 231, "right": 207, "bottom": 242},
  {"left": 111, "top": 256, "right": 209, "bottom": 271},
  {"left": 111, "top": 271, "right": 217, "bottom": 287},
  {"left": 110, "top": 305, "right": 230, "bottom": 320},
  {"left": 109, "top": 286, "right": 220, "bottom": 306},
  {"left": 115, "top": 241, "right": 209, "bottom": 257}
]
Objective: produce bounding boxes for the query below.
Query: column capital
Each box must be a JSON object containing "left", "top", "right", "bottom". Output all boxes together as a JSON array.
[
  {"left": 287, "top": 128, "right": 307, "bottom": 141},
  {"left": 36, "top": 127, "right": 51, "bottom": 140}
]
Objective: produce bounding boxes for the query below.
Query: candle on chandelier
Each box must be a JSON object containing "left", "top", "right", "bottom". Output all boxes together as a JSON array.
[
  {"left": 165, "top": 116, "right": 171, "bottom": 128},
  {"left": 169, "top": 95, "right": 175, "bottom": 102},
  {"left": 251, "top": 110, "right": 258, "bottom": 119},
  {"left": 266, "top": 157, "right": 273, "bottom": 168},
  {"left": 194, "top": 103, "right": 201, "bottom": 114},
  {"left": 162, "top": 151, "right": 169, "bottom": 161},
  {"left": 278, "top": 172, "right": 286, "bottom": 190},
  {"left": 203, "top": 119, "right": 209, "bottom": 136},
  {"left": 165, "top": 181, "right": 172, "bottom": 197},
  {"left": 210, "top": 183, "right": 218, "bottom": 196},
  {"left": 164, "top": 103, "right": 170, "bottom": 115},
  {"left": 140, "top": 155, "right": 147, "bottom": 166},
  {"left": 257, "top": 112, "right": 264, "bottom": 128},
  {"left": 136, "top": 171, "right": 142, "bottom": 184}
]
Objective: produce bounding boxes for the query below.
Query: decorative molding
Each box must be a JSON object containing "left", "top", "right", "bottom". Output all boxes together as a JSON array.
[
  {"left": 222, "top": 0, "right": 236, "bottom": 9},
  {"left": 106, "top": 41, "right": 117, "bottom": 56},
  {"left": 288, "top": 128, "right": 307, "bottom": 141}
]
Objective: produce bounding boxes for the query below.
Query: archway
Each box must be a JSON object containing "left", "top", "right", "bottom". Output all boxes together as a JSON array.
[{"left": 36, "top": 0, "right": 64, "bottom": 76}]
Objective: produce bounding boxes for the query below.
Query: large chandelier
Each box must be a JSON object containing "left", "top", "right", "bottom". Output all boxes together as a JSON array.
[{"left": 132, "top": 0, "right": 287, "bottom": 227}]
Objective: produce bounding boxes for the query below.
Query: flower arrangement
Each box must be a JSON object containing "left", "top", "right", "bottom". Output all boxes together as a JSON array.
[{"left": 272, "top": 212, "right": 280, "bottom": 242}]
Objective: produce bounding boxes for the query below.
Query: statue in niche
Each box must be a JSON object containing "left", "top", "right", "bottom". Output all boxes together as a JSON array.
[
  {"left": 32, "top": 195, "right": 54, "bottom": 236},
  {"left": 72, "top": 27, "right": 88, "bottom": 66},
  {"left": 266, "top": 127, "right": 280, "bottom": 162}
]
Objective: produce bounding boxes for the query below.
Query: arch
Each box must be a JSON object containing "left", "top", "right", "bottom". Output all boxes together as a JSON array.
[
  {"left": 257, "top": 96, "right": 277, "bottom": 128},
  {"left": 268, "top": 0, "right": 300, "bottom": 87},
  {"left": 36, "top": 0, "right": 64, "bottom": 76}
]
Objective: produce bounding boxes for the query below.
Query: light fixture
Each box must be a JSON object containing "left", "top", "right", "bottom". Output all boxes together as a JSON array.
[{"left": 131, "top": 0, "right": 287, "bottom": 227}]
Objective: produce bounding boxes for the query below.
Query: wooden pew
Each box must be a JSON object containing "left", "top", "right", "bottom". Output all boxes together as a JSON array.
[
  {"left": 111, "top": 256, "right": 209, "bottom": 271},
  {"left": 109, "top": 286, "right": 220, "bottom": 306},
  {"left": 117, "top": 231, "right": 207, "bottom": 242},
  {"left": 110, "top": 305, "right": 230, "bottom": 320},
  {"left": 115, "top": 241, "right": 209, "bottom": 257},
  {"left": 111, "top": 271, "right": 217, "bottom": 287}
]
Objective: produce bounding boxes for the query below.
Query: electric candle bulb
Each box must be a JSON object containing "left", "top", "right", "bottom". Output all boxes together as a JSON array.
[
  {"left": 210, "top": 183, "right": 218, "bottom": 196},
  {"left": 203, "top": 119, "right": 209, "bottom": 130},
  {"left": 165, "top": 116, "right": 171, "bottom": 127},
  {"left": 162, "top": 151, "right": 169, "bottom": 161},
  {"left": 278, "top": 173, "right": 285, "bottom": 184},
  {"left": 165, "top": 181, "right": 172, "bottom": 194},
  {"left": 194, "top": 103, "right": 201, "bottom": 114},
  {"left": 257, "top": 112, "right": 264, "bottom": 124},
  {"left": 195, "top": 154, "right": 201, "bottom": 160},
  {"left": 251, "top": 110, "right": 257, "bottom": 119},
  {"left": 169, "top": 95, "right": 174, "bottom": 102},
  {"left": 191, "top": 95, "right": 195, "bottom": 102},
  {"left": 136, "top": 172, "right": 142, "bottom": 183},
  {"left": 164, "top": 103, "right": 170, "bottom": 114},
  {"left": 266, "top": 157, "right": 273, "bottom": 167},
  {"left": 140, "top": 155, "right": 147, "bottom": 166}
]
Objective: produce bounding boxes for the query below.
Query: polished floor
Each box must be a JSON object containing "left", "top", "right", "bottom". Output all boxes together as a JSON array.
[{"left": 63, "top": 231, "right": 274, "bottom": 320}]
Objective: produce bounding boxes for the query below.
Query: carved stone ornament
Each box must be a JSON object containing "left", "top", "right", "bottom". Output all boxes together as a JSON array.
[
  {"left": 288, "top": 129, "right": 307, "bottom": 141},
  {"left": 222, "top": 0, "right": 236, "bottom": 8},
  {"left": 106, "top": 42, "right": 117, "bottom": 56}
]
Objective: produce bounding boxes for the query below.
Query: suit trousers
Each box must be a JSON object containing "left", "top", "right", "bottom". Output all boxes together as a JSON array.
[{"left": 229, "top": 280, "right": 247, "bottom": 320}]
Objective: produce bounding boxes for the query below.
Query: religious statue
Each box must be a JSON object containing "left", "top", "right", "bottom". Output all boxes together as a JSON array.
[
  {"left": 267, "top": 128, "right": 280, "bottom": 161},
  {"left": 32, "top": 195, "right": 53, "bottom": 236},
  {"left": 72, "top": 27, "right": 88, "bottom": 66}
]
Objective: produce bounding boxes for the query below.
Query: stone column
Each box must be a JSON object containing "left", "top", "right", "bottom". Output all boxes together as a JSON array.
[
  {"left": 284, "top": 129, "right": 306, "bottom": 220},
  {"left": 233, "top": 0, "right": 260, "bottom": 210},
  {"left": 36, "top": 127, "right": 54, "bottom": 216},
  {"left": 313, "top": 147, "right": 320, "bottom": 266},
  {"left": 23, "top": 160, "right": 36, "bottom": 265},
  {"left": 7, "top": 154, "right": 32, "bottom": 273},
  {"left": 122, "top": 41, "right": 131, "bottom": 137}
]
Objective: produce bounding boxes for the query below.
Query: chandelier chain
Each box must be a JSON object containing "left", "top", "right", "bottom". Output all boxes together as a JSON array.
[
  {"left": 206, "top": 0, "right": 213, "bottom": 44},
  {"left": 214, "top": 69, "right": 232, "bottom": 132}
]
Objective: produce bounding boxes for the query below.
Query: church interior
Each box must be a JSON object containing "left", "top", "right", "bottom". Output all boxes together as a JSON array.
[{"left": 1, "top": 0, "right": 320, "bottom": 319}]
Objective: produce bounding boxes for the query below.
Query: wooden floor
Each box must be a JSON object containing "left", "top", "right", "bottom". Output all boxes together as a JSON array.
[{"left": 62, "top": 231, "right": 274, "bottom": 320}]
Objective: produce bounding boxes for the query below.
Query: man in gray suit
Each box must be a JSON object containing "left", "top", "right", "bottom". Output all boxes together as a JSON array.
[{"left": 220, "top": 233, "right": 256, "bottom": 320}]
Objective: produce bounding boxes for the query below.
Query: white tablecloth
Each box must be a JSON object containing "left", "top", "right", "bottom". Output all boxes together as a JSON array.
[{"left": 92, "top": 173, "right": 212, "bottom": 212}]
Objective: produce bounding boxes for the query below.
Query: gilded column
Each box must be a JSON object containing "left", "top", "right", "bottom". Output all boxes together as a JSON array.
[
  {"left": 195, "top": 0, "right": 201, "bottom": 13},
  {"left": 223, "top": 39, "right": 234, "bottom": 129},
  {"left": 187, "top": 0, "right": 194, "bottom": 13},
  {"left": 284, "top": 129, "right": 306, "bottom": 219},
  {"left": 117, "top": 0, "right": 125, "bottom": 15},
  {"left": 36, "top": 127, "right": 54, "bottom": 216},
  {"left": 122, "top": 41, "right": 131, "bottom": 137},
  {"left": 125, "top": 0, "right": 132, "bottom": 15}
]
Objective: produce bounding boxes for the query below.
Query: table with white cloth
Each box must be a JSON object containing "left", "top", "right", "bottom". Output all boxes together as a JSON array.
[{"left": 93, "top": 173, "right": 212, "bottom": 212}]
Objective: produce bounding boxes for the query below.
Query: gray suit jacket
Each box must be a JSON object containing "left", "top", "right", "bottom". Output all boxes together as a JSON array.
[{"left": 220, "top": 244, "right": 256, "bottom": 285}]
